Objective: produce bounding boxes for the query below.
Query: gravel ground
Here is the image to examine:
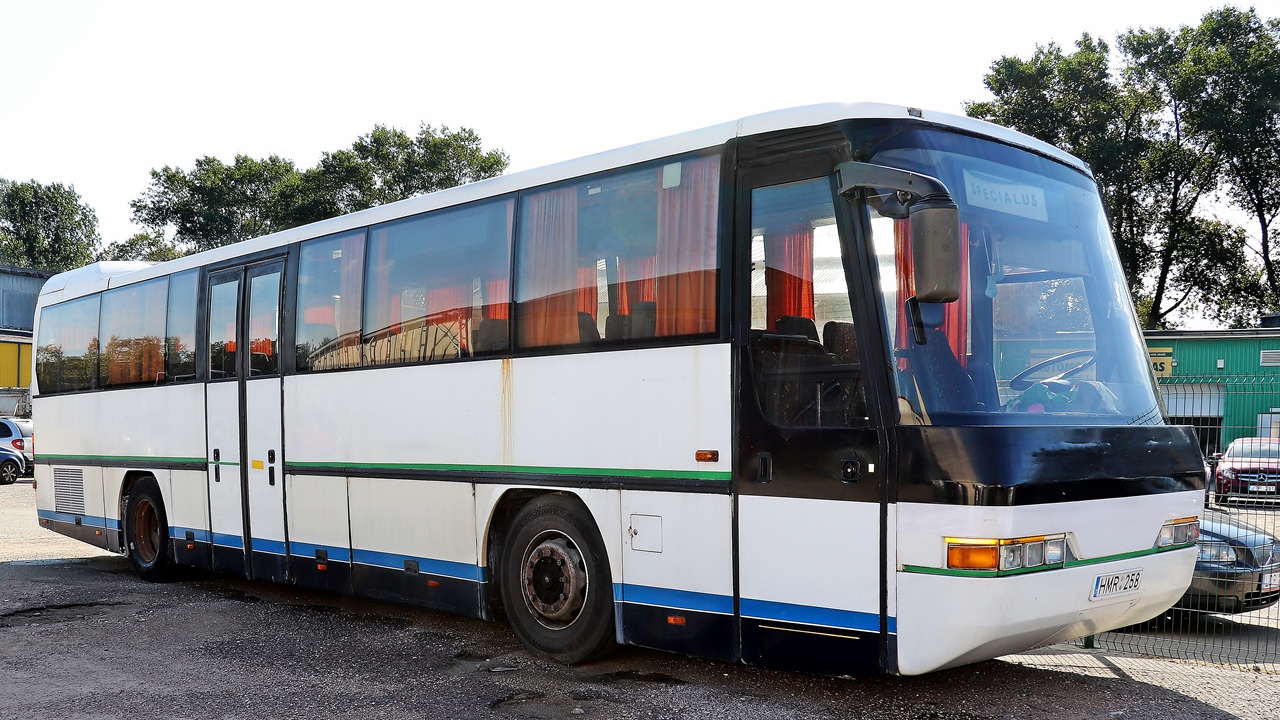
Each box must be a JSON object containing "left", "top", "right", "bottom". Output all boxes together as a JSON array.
[{"left": 2, "top": 480, "right": 1277, "bottom": 719}]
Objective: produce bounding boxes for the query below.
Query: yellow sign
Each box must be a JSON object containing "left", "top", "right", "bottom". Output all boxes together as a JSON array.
[
  {"left": 251, "top": 459, "right": 265, "bottom": 470},
  {"left": 1148, "top": 347, "right": 1174, "bottom": 377}
]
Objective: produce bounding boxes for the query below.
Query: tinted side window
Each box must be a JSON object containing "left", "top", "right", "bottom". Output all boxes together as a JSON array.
[
  {"left": 35, "top": 294, "right": 101, "bottom": 394},
  {"left": 166, "top": 270, "right": 199, "bottom": 382},
  {"left": 297, "top": 230, "right": 365, "bottom": 371},
  {"left": 99, "top": 277, "right": 168, "bottom": 388},
  {"left": 515, "top": 152, "right": 720, "bottom": 349},
  {"left": 0, "top": 423, "right": 11, "bottom": 439},
  {"left": 363, "top": 196, "right": 513, "bottom": 366}
]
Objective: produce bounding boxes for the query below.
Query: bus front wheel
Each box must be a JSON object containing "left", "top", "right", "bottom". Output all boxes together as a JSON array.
[
  {"left": 499, "top": 494, "right": 616, "bottom": 665},
  {"left": 125, "top": 476, "right": 174, "bottom": 581}
]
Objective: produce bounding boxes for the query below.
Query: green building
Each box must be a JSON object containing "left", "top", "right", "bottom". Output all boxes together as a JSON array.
[{"left": 1144, "top": 327, "right": 1280, "bottom": 455}]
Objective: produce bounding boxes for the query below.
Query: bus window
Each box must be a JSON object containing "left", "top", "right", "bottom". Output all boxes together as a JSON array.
[
  {"left": 208, "top": 278, "right": 239, "bottom": 379},
  {"left": 99, "top": 277, "right": 168, "bottom": 388},
  {"left": 515, "top": 152, "right": 720, "bottom": 349},
  {"left": 35, "top": 294, "right": 101, "bottom": 394},
  {"left": 165, "top": 269, "right": 198, "bottom": 382},
  {"left": 248, "top": 271, "right": 280, "bottom": 376},
  {"left": 748, "top": 177, "right": 865, "bottom": 428},
  {"left": 362, "top": 196, "right": 513, "bottom": 366},
  {"left": 296, "top": 230, "right": 365, "bottom": 371}
]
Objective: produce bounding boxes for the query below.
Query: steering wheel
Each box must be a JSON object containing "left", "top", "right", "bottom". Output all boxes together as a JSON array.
[{"left": 1009, "top": 349, "right": 1096, "bottom": 392}]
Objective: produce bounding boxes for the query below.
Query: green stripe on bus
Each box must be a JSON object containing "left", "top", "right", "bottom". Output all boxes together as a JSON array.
[
  {"left": 286, "top": 460, "right": 732, "bottom": 482},
  {"left": 901, "top": 542, "right": 1197, "bottom": 578},
  {"left": 36, "top": 454, "right": 206, "bottom": 465}
]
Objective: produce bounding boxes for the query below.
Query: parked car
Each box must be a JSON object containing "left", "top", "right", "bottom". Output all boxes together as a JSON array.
[
  {"left": 1176, "top": 508, "right": 1280, "bottom": 614},
  {"left": 1212, "top": 437, "right": 1280, "bottom": 504},
  {"left": 0, "top": 417, "right": 32, "bottom": 477},
  {"left": 0, "top": 443, "right": 26, "bottom": 485}
]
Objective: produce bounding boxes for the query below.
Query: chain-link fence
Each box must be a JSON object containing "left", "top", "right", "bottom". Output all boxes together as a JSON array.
[{"left": 1079, "top": 374, "right": 1280, "bottom": 668}]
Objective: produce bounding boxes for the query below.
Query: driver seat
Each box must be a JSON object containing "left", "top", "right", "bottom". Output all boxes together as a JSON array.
[{"left": 907, "top": 299, "right": 980, "bottom": 414}]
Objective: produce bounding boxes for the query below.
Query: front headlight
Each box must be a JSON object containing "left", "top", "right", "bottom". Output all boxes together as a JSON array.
[
  {"left": 1222, "top": 467, "right": 1238, "bottom": 480},
  {"left": 1197, "top": 540, "right": 1238, "bottom": 564}
]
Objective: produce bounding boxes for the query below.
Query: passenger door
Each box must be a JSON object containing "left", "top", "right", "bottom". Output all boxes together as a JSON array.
[
  {"left": 734, "top": 154, "right": 889, "bottom": 675},
  {"left": 205, "top": 259, "right": 287, "bottom": 581}
]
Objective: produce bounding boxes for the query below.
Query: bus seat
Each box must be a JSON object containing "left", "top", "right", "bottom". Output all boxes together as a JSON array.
[
  {"left": 823, "top": 321, "right": 858, "bottom": 363},
  {"left": 776, "top": 315, "right": 819, "bottom": 342},
  {"left": 908, "top": 300, "right": 979, "bottom": 413},
  {"left": 472, "top": 318, "right": 508, "bottom": 353},
  {"left": 604, "top": 314, "right": 629, "bottom": 341},
  {"left": 578, "top": 312, "right": 600, "bottom": 343},
  {"left": 630, "top": 302, "right": 656, "bottom": 338}
]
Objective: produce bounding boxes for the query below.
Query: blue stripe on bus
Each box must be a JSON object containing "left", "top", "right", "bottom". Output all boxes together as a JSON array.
[
  {"left": 252, "top": 538, "right": 288, "bottom": 556},
  {"left": 37, "top": 509, "right": 110, "bottom": 528},
  {"left": 168, "top": 526, "right": 212, "bottom": 543},
  {"left": 614, "top": 584, "right": 734, "bottom": 615},
  {"left": 351, "top": 549, "right": 485, "bottom": 582},
  {"left": 740, "top": 598, "right": 895, "bottom": 634},
  {"left": 289, "top": 541, "right": 352, "bottom": 563},
  {"left": 211, "top": 532, "right": 244, "bottom": 549}
]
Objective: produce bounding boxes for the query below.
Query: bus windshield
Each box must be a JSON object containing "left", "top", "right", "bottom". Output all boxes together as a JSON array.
[{"left": 867, "top": 128, "right": 1162, "bottom": 427}]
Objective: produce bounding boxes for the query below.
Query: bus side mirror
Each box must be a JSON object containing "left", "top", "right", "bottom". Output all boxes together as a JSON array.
[
  {"left": 835, "top": 161, "right": 963, "bottom": 303},
  {"left": 909, "top": 195, "right": 961, "bottom": 303}
]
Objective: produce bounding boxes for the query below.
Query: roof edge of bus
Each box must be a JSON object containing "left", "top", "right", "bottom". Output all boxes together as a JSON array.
[
  {"left": 58, "top": 102, "right": 1090, "bottom": 299},
  {"left": 40, "top": 261, "right": 155, "bottom": 297}
]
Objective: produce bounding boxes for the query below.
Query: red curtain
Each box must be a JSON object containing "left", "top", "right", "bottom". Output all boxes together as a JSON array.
[
  {"left": 518, "top": 186, "right": 579, "bottom": 347},
  {"left": 765, "top": 230, "right": 815, "bottom": 331},
  {"left": 655, "top": 155, "right": 719, "bottom": 336},
  {"left": 427, "top": 286, "right": 469, "bottom": 324},
  {"left": 577, "top": 265, "right": 598, "bottom": 320},
  {"left": 484, "top": 278, "right": 509, "bottom": 320},
  {"left": 617, "top": 255, "right": 656, "bottom": 316},
  {"left": 893, "top": 219, "right": 970, "bottom": 365}
]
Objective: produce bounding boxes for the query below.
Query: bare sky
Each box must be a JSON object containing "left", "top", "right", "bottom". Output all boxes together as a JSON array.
[{"left": 0, "top": 0, "right": 1267, "bottom": 250}]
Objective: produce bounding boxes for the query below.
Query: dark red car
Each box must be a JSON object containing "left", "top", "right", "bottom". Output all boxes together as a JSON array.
[{"left": 1213, "top": 437, "right": 1280, "bottom": 504}]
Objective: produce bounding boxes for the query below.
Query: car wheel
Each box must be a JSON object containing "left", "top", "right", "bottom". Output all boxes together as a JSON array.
[
  {"left": 125, "top": 476, "right": 174, "bottom": 581},
  {"left": 0, "top": 459, "right": 19, "bottom": 485},
  {"left": 499, "top": 494, "right": 616, "bottom": 665}
]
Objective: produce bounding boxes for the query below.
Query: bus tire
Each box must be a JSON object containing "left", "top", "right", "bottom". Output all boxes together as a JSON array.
[
  {"left": 125, "top": 477, "right": 174, "bottom": 581},
  {"left": 0, "top": 459, "right": 19, "bottom": 485},
  {"left": 499, "top": 494, "right": 616, "bottom": 665}
]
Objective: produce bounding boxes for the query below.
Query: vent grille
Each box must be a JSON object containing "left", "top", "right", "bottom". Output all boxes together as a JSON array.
[
  {"left": 1261, "top": 350, "right": 1280, "bottom": 367},
  {"left": 742, "top": 123, "right": 847, "bottom": 158},
  {"left": 53, "top": 467, "right": 85, "bottom": 515}
]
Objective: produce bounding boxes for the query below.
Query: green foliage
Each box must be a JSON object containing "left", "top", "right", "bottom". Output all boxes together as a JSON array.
[
  {"left": 96, "top": 231, "right": 184, "bottom": 263},
  {"left": 966, "top": 7, "right": 1279, "bottom": 329},
  {"left": 0, "top": 178, "right": 101, "bottom": 272},
  {"left": 131, "top": 124, "right": 509, "bottom": 252}
]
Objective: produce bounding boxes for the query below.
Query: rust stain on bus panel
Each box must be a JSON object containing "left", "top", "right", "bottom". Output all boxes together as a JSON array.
[{"left": 500, "top": 358, "right": 513, "bottom": 466}]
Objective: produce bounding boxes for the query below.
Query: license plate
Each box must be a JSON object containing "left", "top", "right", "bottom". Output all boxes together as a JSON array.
[
  {"left": 1264, "top": 572, "right": 1279, "bottom": 592},
  {"left": 1091, "top": 568, "right": 1143, "bottom": 601},
  {"left": 1247, "top": 484, "right": 1277, "bottom": 492}
]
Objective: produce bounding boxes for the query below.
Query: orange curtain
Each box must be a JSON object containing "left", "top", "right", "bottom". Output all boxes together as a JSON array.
[
  {"left": 655, "top": 155, "right": 719, "bottom": 336},
  {"left": 518, "top": 186, "right": 579, "bottom": 347},
  {"left": 765, "top": 230, "right": 814, "bottom": 331},
  {"left": 617, "top": 255, "right": 656, "bottom": 316},
  {"left": 484, "top": 278, "right": 510, "bottom": 320},
  {"left": 577, "top": 265, "right": 598, "bottom": 320}
]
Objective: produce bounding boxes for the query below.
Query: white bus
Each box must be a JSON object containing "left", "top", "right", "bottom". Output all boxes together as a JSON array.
[{"left": 32, "top": 103, "right": 1205, "bottom": 675}]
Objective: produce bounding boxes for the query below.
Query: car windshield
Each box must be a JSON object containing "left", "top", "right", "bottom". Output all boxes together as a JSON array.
[
  {"left": 1226, "top": 439, "right": 1280, "bottom": 459},
  {"left": 867, "top": 128, "right": 1161, "bottom": 427}
]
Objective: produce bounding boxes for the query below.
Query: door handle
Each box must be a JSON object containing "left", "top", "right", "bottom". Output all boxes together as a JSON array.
[
  {"left": 269, "top": 466, "right": 275, "bottom": 486},
  {"left": 213, "top": 448, "right": 220, "bottom": 482},
  {"left": 756, "top": 452, "right": 772, "bottom": 483},
  {"left": 840, "top": 458, "right": 861, "bottom": 483}
]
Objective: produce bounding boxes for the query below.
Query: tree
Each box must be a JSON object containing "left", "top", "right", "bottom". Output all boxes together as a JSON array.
[
  {"left": 96, "top": 231, "right": 184, "bottom": 263},
  {"left": 132, "top": 124, "right": 510, "bottom": 250},
  {"left": 130, "top": 155, "right": 304, "bottom": 253},
  {"left": 1182, "top": 7, "right": 1280, "bottom": 308},
  {"left": 0, "top": 178, "right": 101, "bottom": 272}
]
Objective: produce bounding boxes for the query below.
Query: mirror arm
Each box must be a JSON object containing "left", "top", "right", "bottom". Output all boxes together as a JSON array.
[{"left": 835, "top": 161, "right": 953, "bottom": 201}]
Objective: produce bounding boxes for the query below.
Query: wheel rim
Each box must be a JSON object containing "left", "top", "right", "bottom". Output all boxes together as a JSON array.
[
  {"left": 1, "top": 462, "right": 15, "bottom": 482},
  {"left": 132, "top": 498, "right": 160, "bottom": 564},
  {"left": 520, "top": 530, "right": 589, "bottom": 630}
]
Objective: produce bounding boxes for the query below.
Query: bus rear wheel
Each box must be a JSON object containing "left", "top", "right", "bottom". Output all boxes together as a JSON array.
[
  {"left": 499, "top": 494, "right": 616, "bottom": 665},
  {"left": 125, "top": 477, "right": 174, "bottom": 581}
]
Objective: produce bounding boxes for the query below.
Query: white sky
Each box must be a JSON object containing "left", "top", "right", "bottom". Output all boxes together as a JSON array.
[{"left": 1, "top": 0, "right": 1273, "bottom": 295}]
